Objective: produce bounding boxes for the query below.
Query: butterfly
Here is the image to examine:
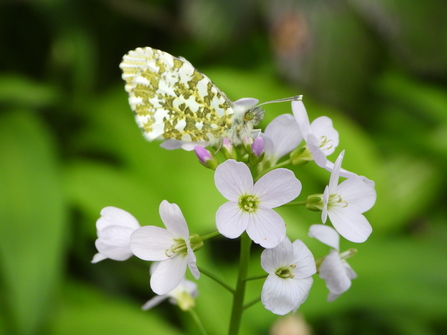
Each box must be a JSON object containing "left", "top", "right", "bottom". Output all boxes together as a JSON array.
[{"left": 120, "top": 47, "right": 301, "bottom": 150}]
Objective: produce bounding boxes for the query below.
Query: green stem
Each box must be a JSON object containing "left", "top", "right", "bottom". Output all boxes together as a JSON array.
[
  {"left": 198, "top": 267, "right": 235, "bottom": 294},
  {"left": 244, "top": 274, "right": 268, "bottom": 282},
  {"left": 243, "top": 296, "right": 261, "bottom": 311},
  {"left": 200, "top": 230, "right": 221, "bottom": 241},
  {"left": 228, "top": 233, "right": 252, "bottom": 335},
  {"left": 282, "top": 200, "right": 308, "bottom": 206},
  {"left": 188, "top": 308, "right": 208, "bottom": 335},
  {"left": 255, "top": 159, "right": 292, "bottom": 181}
]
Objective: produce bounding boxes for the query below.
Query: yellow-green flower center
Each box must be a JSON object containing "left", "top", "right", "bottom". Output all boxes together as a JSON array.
[
  {"left": 238, "top": 194, "right": 259, "bottom": 213},
  {"left": 319, "top": 135, "right": 334, "bottom": 152},
  {"left": 275, "top": 264, "right": 296, "bottom": 279},
  {"left": 165, "top": 238, "right": 188, "bottom": 257},
  {"left": 327, "top": 193, "right": 348, "bottom": 209}
]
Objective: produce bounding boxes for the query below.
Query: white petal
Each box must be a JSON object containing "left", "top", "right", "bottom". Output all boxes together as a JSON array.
[
  {"left": 96, "top": 207, "right": 140, "bottom": 231},
  {"left": 216, "top": 202, "right": 248, "bottom": 239},
  {"left": 91, "top": 253, "right": 107, "bottom": 263},
  {"left": 260, "top": 134, "right": 274, "bottom": 159},
  {"left": 253, "top": 168, "right": 302, "bottom": 208},
  {"left": 262, "top": 275, "right": 313, "bottom": 315},
  {"left": 130, "top": 226, "right": 176, "bottom": 261},
  {"left": 261, "top": 237, "right": 294, "bottom": 273},
  {"left": 317, "top": 157, "right": 358, "bottom": 179},
  {"left": 181, "top": 141, "right": 210, "bottom": 151},
  {"left": 159, "top": 200, "right": 189, "bottom": 238},
  {"left": 291, "top": 277, "right": 313, "bottom": 313},
  {"left": 95, "top": 225, "right": 135, "bottom": 261},
  {"left": 186, "top": 243, "right": 200, "bottom": 280},
  {"left": 291, "top": 101, "right": 311, "bottom": 139},
  {"left": 245, "top": 207, "right": 286, "bottom": 248},
  {"left": 167, "top": 278, "right": 199, "bottom": 304},
  {"left": 291, "top": 240, "right": 317, "bottom": 278},
  {"left": 328, "top": 151, "right": 344, "bottom": 194},
  {"left": 306, "top": 133, "right": 327, "bottom": 166},
  {"left": 319, "top": 250, "right": 352, "bottom": 298},
  {"left": 151, "top": 256, "right": 188, "bottom": 295},
  {"left": 263, "top": 114, "right": 303, "bottom": 163},
  {"left": 328, "top": 208, "right": 372, "bottom": 243},
  {"left": 159, "top": 139, "right": 184, "bottom": 150},
  {"left": 160, "top": 139, "right": 209, "bottom": 151},
  {"left": 336, "top": 176, "right": 377, "bottom": 213},
  {"left": 142, "top": 295, "right": 168, "bottom": 310},
  {"left": 345, "top": 263, "right": 357, "bottom": 280},
  {"left": 308, "top": 224, "right": 340, "bottom": 250},
  {"left": 310, "top": 116, "right": 339, "bottom": 156},
  {"left": 214, "top": 160, "right": 253, "bottom": 201},
  {"left": 327, "top": 292, "right": 341, "bottom": 302},
  {"left": 321, "top": 186, "right": 329, "bottom": 223}
]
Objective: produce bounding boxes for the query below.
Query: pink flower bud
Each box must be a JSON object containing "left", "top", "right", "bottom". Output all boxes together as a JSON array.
[
  {"left": 194, "top": 146, "right": 212, "bottom": 164},
  {"left": 252, "top": 136, "right": 264, "bottom": 157}
]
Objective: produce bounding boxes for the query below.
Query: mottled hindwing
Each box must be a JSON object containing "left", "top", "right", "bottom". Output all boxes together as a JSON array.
[{"left": 119, "top": 47, "right": 235, "bottom": 144}]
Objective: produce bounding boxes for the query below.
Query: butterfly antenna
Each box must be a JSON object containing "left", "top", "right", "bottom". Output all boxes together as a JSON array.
[{"left": 257, "top": 95, "right": 303, "bottom": 107}]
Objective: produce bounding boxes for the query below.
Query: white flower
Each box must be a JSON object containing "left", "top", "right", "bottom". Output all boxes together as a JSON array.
[
  {"left": 292, "top": 100, "right": 338, "bottom": 160},
  {"left": 322, "top": 151, "right": 376, "bottom": 243},
  {"left": 261, "top": 238, "right": 316, "bottom": 315},
  {"left": 291, "top": 101, "right": 359, "bottom": 178},
  {"left": 309, "top": 224, "right": 357, "bottom": 301},
  {"left": 261, "top": 114, "right": 303, "bottom": 165},
  {"left": 214, "top": 159, "right": 302, "bottom": 248},
  {"left": 142, "top": 263, "right": 198, "bottom": 311},
  {"left": 92, "top": 207, "right": 141, "bottom": 263},
  {"left": 130, "top": 200, "right": 200, "bottom": 295}
]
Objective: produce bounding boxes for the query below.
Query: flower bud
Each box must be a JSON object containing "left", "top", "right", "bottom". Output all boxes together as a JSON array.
[
  {"left": 306, "top": 194, "right": 324, "bottom": 211},
  {"left": 189, "top": 233, "right": 204, "bottom": 252},
  {"left": 290, "top": 146, "right": 312, "bottom": 165},
  {"left": 176, "top": 289, "right": 197, "bottom": 311},
  {"left": 194, "top": 146, "right": 219, "bottom": 170},
  {"left": 252, "top": 136, "right": 264, "bottom": 157},
  {"left": 242, "top": 136, "right": 253, "bottom": 153},
  {"left": 222, "top": 138, "right": 237, "bottom": 160}
]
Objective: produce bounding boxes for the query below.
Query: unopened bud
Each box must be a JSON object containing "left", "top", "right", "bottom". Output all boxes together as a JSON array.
[
  {"left": 189, "top": 234, "right": 204, "bottom": 252},
  {"left": 290, "top": 146, "right": 312, "bottom": 165},
  {"left": 222, "top": 138, "right": 237, "bottom": 160},
  {"left": 252, "top": 136, "right": 264, "bottom": 157},
  {"left": 306, "top": 194, "right": 324, "bottom": 211},
  {"left": 194, "top": 146, "right": 219, "bottom": 170}
]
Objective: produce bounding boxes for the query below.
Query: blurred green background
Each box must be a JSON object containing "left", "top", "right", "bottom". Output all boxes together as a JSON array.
[{"left": 1, "top": 0, "right": 447, "bottom": 334}]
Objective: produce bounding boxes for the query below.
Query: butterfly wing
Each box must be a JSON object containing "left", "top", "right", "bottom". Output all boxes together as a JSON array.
[{"left": 120, "top": 47, "right": 235, "bottom": 145}]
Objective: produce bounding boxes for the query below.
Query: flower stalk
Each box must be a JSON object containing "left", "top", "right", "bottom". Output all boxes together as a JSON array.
[{"left": 228, "top": 233, "right": 252, "bottom": 335}]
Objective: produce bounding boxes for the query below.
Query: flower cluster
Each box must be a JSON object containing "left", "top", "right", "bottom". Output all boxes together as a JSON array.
[{"left": 92, "top": 98, "right": 376, "bottom": 323}]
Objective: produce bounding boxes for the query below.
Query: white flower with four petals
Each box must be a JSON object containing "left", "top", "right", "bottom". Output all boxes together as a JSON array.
[
  {"left": 214, "top": 159, "right": 302, "bottom": 248},
  {"left": 322, "top": 151, "right": 376, "bottom": 243},
  {"left": 261, "top": 237, "right": 316, "bottom": 315},
  {"left": 261, "top": 113, "right": 303, "bottom": 165},
  {"left": 142, "top": 262, "right": 199, "bottom": 311},
  {"left": 92, "top": 206, "right": 141, "bottom": 263},
  {"left": 130, "top": 200, "right": 200, "bottom": 295},
  {"left": 309, "top": 224, "right": 357, "bottom": 301}
]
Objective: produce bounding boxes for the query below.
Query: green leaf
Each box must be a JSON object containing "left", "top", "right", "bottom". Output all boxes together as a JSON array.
[
  {"left": 0, "top": 111, "right": 66, "bottom": 335},
  {"left": 0, "top": 75, "right": 59, "bottom": 108},
  {"left": 49, "top": 281, "right": 184, "bottom": 335}
]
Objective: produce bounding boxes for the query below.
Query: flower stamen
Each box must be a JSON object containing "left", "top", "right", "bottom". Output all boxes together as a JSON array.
[
  {"left": 275, "top": 264, "right": 296, "bottom": 279},
  {"left": 238, "top": 194, "right": 259, "bottom": 213},
  {"left": 165, "top": 238, "right": 188, "bottom": 257},
  {"left": 319, "top": 135, "right": 334, "bottom": 151},
  {"left": 328, "top": 193, "right": 348, "bottom": 209}
]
